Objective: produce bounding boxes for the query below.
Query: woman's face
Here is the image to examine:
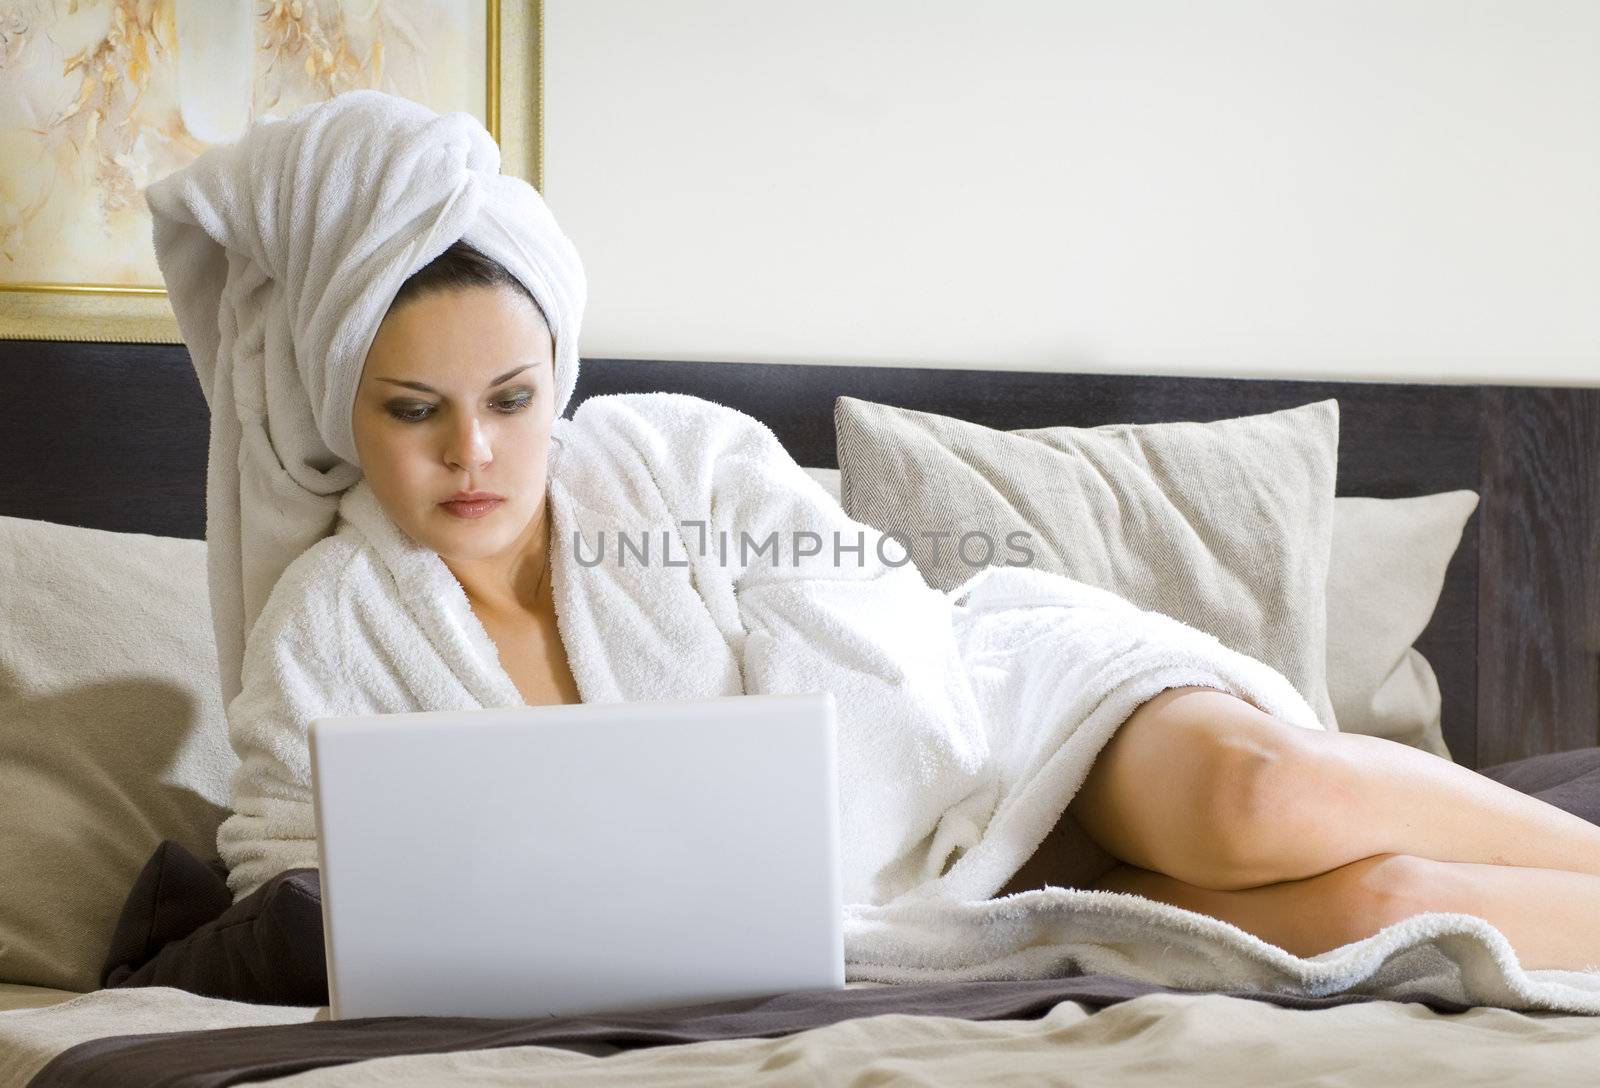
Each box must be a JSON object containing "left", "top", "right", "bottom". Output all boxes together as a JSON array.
[{"left": 352, "top": 283, "right": 556, "bottom": 564}]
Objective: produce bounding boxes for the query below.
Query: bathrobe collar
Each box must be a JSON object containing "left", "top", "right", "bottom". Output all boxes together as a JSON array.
[{"left": 333, "top": 414, "right": 743, "bottom": 711}]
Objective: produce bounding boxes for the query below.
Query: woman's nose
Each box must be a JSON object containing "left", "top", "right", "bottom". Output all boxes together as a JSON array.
[{"left": 445, "top": 413, "right": 493, "bottom": 471}]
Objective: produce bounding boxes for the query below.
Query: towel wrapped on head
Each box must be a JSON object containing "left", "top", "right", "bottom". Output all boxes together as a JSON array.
[{"left": 144, "top": 88, "right": 587, "bottom": 710}]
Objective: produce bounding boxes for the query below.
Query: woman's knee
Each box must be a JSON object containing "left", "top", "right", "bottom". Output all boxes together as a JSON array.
[
  {"left": 1071, "top": 700, "right": 1248, "bottom": 885},
  {"left": 1072, "top": 688, "right": 1314, "bottom": 891},
  {"left": 1191, "top": 711, "right": 1351, "bottom": 889},
  {"left": 1153, "top": 707, "right": 1325, "bottom": 890},
  {"left": 1313, "top": 852, "right": 1468, "bottom": 951},
  {"left": 1090, "top": 852, "right": 1463, "bottom": 959}
]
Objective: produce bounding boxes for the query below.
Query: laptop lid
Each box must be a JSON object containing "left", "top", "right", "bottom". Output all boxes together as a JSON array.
[{"left": 309, "top": 691, "right": 843, "bottom": 1019}]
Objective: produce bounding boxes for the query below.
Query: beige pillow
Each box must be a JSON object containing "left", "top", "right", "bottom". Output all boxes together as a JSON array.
[
  {"left": 807, "top": 464, "right": 1476, "bottom": 758},
  {"left": 833, "top": 396, "right": 1342, "bottom": 733},
  {"left": 0, "top": 515, "right": 235, "bottom": 992},
  {"left": 1326, "top": 492, "right": 1478, "bottom": 760}
]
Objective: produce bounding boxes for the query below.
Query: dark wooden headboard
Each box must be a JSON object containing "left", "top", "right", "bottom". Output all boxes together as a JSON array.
[{"left": 2, "top": 338, "right": 1596, "bottom": 770}]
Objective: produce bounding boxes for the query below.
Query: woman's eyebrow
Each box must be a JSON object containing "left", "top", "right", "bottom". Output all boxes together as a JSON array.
[{"left": 376, "top": 364, "right": 531, "bottom": 395}]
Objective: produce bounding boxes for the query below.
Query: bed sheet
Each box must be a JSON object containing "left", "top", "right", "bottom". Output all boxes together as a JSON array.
[
  {"left": 4, "top": 984, "right": 1599, "bottom": 1088},
  {"left": 0, "top": 987, "right": 82, "bottom": 1015},
  {"left": 246, "top": 997, "right": 1600, "bottom": 1087}
]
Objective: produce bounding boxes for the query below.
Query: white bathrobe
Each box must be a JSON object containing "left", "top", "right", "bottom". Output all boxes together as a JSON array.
[{"left": 217, "top": 391, "right": 1600, "bottom": 1014}]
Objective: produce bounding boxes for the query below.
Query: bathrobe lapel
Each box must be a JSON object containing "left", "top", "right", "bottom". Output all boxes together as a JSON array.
[
  {"left": 544, "top": 416, "right": 746, "bottom": 706},
  {"left": 336, "top": 480, "right": 525, "bottom": 712},
  {"left": 333, "top": 415, "right": 744, "bottom": 713}
]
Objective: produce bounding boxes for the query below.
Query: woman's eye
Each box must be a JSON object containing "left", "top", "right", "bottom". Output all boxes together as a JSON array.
[
  {"left": 386, "top": 403, "right": 433, "bottom": 423},
  {"left": 493, "top": 392, "right": 533, "bottom": 413},
  {"left": 385, "top": 392, "right": 531, "bottom": 424}
]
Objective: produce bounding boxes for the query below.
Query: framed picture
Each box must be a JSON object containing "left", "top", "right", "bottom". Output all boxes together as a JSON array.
[{"left": 0, "top": 0, "right": 543, "bottom": 344}]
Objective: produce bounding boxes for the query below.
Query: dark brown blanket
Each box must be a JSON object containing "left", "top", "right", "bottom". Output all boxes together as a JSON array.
[
  {"left": 36, "top": 745, "right": 1598, "bottom": 1088},
  {"left": 31, "top": 975, "right": 1484, "bottom": 1088}
]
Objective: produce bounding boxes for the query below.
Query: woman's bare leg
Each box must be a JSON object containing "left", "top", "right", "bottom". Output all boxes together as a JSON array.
[
  {"left": 1088, "top": 852, "right": 1600, "bottom": 972},
  {"left": 1070, "top": 686, "right": 1600, "bottom": 891},
  {"left": 1261, "top": 723, "right": 1600, "bottom": 885}
]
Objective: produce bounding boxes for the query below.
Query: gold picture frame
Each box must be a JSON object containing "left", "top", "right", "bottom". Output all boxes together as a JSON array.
[{"left": 0, "top": 0, "right": 544, "bottom": 345}]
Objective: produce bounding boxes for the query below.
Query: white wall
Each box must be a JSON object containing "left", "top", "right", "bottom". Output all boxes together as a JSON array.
[{"left": 545, "top": 0, "right": 1598, "bottom": 387}]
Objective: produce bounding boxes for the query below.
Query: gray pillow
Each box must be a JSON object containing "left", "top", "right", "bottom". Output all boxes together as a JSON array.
[
  {"left": 808, "top": 465, "right": 1474, "bottom": 759},
  {"left": 833, "top": 396, "right": 1341, "bottom": 733},
  {"left": 0, "top": 515, "right": 235, "bottom": 992},
  {"left": 1326, "top": 492, "right": 1478, "bottom": 759}
]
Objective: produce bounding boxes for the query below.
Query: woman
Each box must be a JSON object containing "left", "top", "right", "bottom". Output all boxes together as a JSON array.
[
  {"left": 340, "top": 234, "right": 1600, "bottom": 974},
  {"left": 152, "top": 90, "right": 1600, "bottom": 979},
  {"left": 348, "top": 241, "right": 579, "bottom": 709}
]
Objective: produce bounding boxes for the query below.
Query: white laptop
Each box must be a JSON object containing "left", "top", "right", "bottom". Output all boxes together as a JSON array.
[{"left": 308, "top": 691, "right": 845, "bottom": 1020}]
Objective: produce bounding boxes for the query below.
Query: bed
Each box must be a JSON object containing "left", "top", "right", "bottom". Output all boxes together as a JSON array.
[{"left": 3, "top": 336, "right": 1600, "bottom": 1085}]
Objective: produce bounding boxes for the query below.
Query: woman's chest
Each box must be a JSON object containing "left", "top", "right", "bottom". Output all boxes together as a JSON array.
[{"left": 475, "top": 609, "right": 582, "bottom": 707}]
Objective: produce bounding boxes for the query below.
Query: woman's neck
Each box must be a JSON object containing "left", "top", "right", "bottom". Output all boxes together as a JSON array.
[{"left": 447, "top": 502, "right": 552, "bottom": 618}]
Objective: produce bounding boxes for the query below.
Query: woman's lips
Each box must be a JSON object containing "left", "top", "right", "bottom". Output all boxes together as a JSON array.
[{"left": 440, "top": 498, "right": 504, "bottom": 519}]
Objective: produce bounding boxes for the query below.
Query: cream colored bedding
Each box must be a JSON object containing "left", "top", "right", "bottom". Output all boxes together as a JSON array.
[
  {"left": 260, "top": 996, "right": 1600, "bottom": 1087},
  {"left": 0, "top": 986, "right": 82, "bottom": 1015},
  {"left": 4, "top": 985, "right": 1598, "bottom": 1088}
]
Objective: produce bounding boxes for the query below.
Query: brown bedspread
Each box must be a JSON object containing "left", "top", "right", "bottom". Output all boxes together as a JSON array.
[{"left": 27, "top": 973, "right": 1484, "bottom": 1088}]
